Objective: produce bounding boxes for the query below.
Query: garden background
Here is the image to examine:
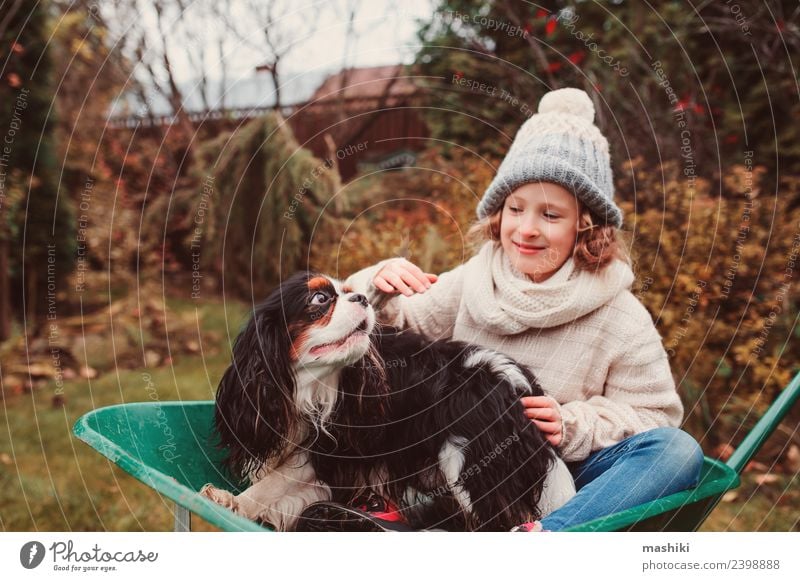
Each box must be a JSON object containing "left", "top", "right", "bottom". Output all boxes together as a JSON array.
[{"left": 1, "top": 0, "right": 798, "bottom": 531}]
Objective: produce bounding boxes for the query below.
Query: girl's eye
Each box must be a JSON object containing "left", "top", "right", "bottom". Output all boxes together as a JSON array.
[
  {"left": 544, "top": 212, "right": 560, "bottom": 219},
  {"left": 508, "top": 206, "right": 522, "bottom": 213},
  {"left": 309, "top": 292, "right": 329, "bottom": 305}
]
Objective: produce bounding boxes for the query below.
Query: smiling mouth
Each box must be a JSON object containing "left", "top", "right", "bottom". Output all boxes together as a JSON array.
[
  {"left": 513, "top": 241, "right": 546, "bottom": 253},
  {"left": 310, "top": 319, "right": 369, "bottom": 355}
]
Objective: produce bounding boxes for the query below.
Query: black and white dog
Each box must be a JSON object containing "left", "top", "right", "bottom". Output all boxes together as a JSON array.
[{"left": 200, "top": 271, "right": 575, "bottom": 530}]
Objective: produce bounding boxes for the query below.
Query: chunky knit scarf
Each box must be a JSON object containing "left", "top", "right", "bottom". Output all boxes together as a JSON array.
[{"left": 462, "top": 242, "right": 635, "bottom": 333}]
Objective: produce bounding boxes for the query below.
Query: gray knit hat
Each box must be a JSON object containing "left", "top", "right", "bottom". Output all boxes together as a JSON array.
[{"left": 476, "top": 88, "right": 623, "bottom": 227}]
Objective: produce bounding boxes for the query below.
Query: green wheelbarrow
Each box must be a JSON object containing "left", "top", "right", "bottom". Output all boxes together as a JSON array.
[{"left": 72, "top": 370, "right": 800, "bottom": 532}]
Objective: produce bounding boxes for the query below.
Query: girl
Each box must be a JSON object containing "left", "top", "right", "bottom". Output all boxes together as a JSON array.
[{"left": 344, "top": 88, "right": 704, "bottom": 531}]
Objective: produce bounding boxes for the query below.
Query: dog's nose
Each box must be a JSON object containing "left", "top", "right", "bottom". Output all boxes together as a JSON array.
[{"left": 348, "top": 293, "right": 368, "bottom": 308}]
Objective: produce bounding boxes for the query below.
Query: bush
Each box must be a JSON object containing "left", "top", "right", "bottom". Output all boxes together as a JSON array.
[
  {"left": 319, "top": 147, "right": 497, "bottom": 278},
  {"left": 619, "top": 157, "right": 800, "bottom": 451}
]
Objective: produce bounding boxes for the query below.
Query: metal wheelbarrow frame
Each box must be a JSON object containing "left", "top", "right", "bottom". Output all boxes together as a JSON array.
[{"left": 72, "top": 370, "right": 800, "bottom": 532}]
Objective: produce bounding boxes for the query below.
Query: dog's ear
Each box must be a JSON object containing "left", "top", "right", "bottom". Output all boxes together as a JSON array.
[{"left": 213, "top": 304, "right": 297, "bottom": 478}]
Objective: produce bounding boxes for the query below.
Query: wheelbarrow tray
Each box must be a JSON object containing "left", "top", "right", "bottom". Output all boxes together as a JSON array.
[
  {"left": 563, "top": 458, "right": 739, "bottom": 531},
  {"left": 73, "top": 401, "right": 267, "bottom": 531},
  {"left": 73, "top": 400, "right": 742, "bottom": 532}
]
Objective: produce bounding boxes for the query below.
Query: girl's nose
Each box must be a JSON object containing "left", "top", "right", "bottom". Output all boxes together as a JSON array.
[{"left": 519, "top": 217, "right": 541, "bottom": 238}]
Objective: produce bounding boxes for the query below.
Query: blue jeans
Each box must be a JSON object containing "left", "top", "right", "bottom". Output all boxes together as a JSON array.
[{"left": 540, "top": 427, "right": 704, "bottom": 531}]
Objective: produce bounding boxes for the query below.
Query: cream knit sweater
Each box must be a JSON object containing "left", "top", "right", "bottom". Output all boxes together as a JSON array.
[{"left": 345, "top": 241, "right": 683, "bottom": 463}]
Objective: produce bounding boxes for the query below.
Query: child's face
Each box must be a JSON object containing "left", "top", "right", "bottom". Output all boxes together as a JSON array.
[{"left": 500, "top": 182, "right": 580, "bottom": 283}]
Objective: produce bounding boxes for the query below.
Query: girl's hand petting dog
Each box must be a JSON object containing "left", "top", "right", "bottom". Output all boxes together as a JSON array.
[
  {"left": 374, "top": 258, "right": 438, "bottom": 297},
  {"left": 375, "top": 260, "right": 565, "bottom": 448},
  {"left": 520, "top": 396, "right": 563, "bottom": 447}
]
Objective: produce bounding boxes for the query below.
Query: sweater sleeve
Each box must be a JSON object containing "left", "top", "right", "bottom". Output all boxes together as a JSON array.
[
  {"left": 557, "top": 323, "right": 684, "bottom": 462},
  {"left": 344, "top": 260, "right": 465, "bottom": 341}
]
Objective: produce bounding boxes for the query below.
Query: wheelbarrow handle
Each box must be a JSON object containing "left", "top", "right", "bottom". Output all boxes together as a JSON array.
[{"left": 726, "top": 369, "right": 800, "bottom": 474}]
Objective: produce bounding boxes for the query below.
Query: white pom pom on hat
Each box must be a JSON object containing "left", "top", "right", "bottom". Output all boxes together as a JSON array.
[
  {"left": 476, "top": 86, "right": 623, "bottom": 227},
  {"left": 538, "top": 87, "right": 595, "bottom": 122}
]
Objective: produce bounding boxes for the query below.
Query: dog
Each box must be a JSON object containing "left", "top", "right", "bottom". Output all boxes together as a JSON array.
[{"left": 200, "top": 271, "right": 575, "bottom": 530}]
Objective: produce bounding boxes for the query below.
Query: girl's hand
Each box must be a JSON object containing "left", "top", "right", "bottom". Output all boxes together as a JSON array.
[
  {"left": 520, "top": 396, "right": 563, "bottom": 446},
  {"left": 374, "top": 258, "right": 438, "bottom": 297}
]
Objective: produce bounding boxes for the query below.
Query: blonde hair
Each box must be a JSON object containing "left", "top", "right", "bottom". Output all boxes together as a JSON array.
[{"left": 466, "top": 201, "right": 630, "bottom": 272}]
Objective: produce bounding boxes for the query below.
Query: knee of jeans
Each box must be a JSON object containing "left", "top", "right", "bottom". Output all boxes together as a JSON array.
[{"left": 644, "top": 427, "right": 705, "bottom": 484}]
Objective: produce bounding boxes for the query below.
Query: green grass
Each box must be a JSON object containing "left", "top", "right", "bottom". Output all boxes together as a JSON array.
[
  {"left": 0, "top": 296, "right": 247, "bottom": 532},
  {"left": 2, "top": 294, "right": 797, "bottom": 531},
  {"left": 701, "top": 473, "right": 799, "bottom": 531}
]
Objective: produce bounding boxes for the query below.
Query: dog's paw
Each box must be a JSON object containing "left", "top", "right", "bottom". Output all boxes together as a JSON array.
[{"left": 199, "top": 484, "right": 238, "bottom": 511}]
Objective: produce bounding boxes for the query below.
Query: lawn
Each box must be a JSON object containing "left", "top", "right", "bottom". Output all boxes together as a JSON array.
[
  {"left": 701, "top": 473, "right": 799, "bottom": 532},
  {"left": 0, "top": 296, "right": 248, "bottom": 532},
  {"left": 1, "top": 295, "right": 796, "bottom": 532}
]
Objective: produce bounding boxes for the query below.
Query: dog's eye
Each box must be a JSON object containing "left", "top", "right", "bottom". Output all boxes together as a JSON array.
[{"left": 309, "top": 292, "right": 329, "bottom": 306}]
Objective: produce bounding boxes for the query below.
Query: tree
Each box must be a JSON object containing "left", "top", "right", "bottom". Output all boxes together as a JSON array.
[
  {"left": 212, "top": 0, "right": 324, "bottom": 111},
  {"left": 0, "top": 0, "right": 76, "bottom": 339},
  {"left": 50, "top": 1, "right": 143, "bottom": 298},
  {"left": 413, "top": 1, "right": 800, "bottom": 181},
  {"left": 141, "top": 112, "right": 341, "bottom": 301},
  {"left": 99, "top": 0, "right": 229, "bottom": 173}
]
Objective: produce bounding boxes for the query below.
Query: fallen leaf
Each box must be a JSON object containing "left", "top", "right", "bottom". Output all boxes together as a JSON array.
[
  {"left": 713, "top": 443, "right": 735, "bottom": 461},
  {"left": 80, "top": 366, "right": 98, "bottom": 379},
  {"left": 754, "top": 473, "right": 779, "bottom": 485},
  {"left": 744, "top": 461, "right": 770, "bottom": 473},
  {"left": 144, "top": 350, "right": 161, "bottom": 367},
  {"left": 786, "top": 445, "right": 800, "bottom": 473}
]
